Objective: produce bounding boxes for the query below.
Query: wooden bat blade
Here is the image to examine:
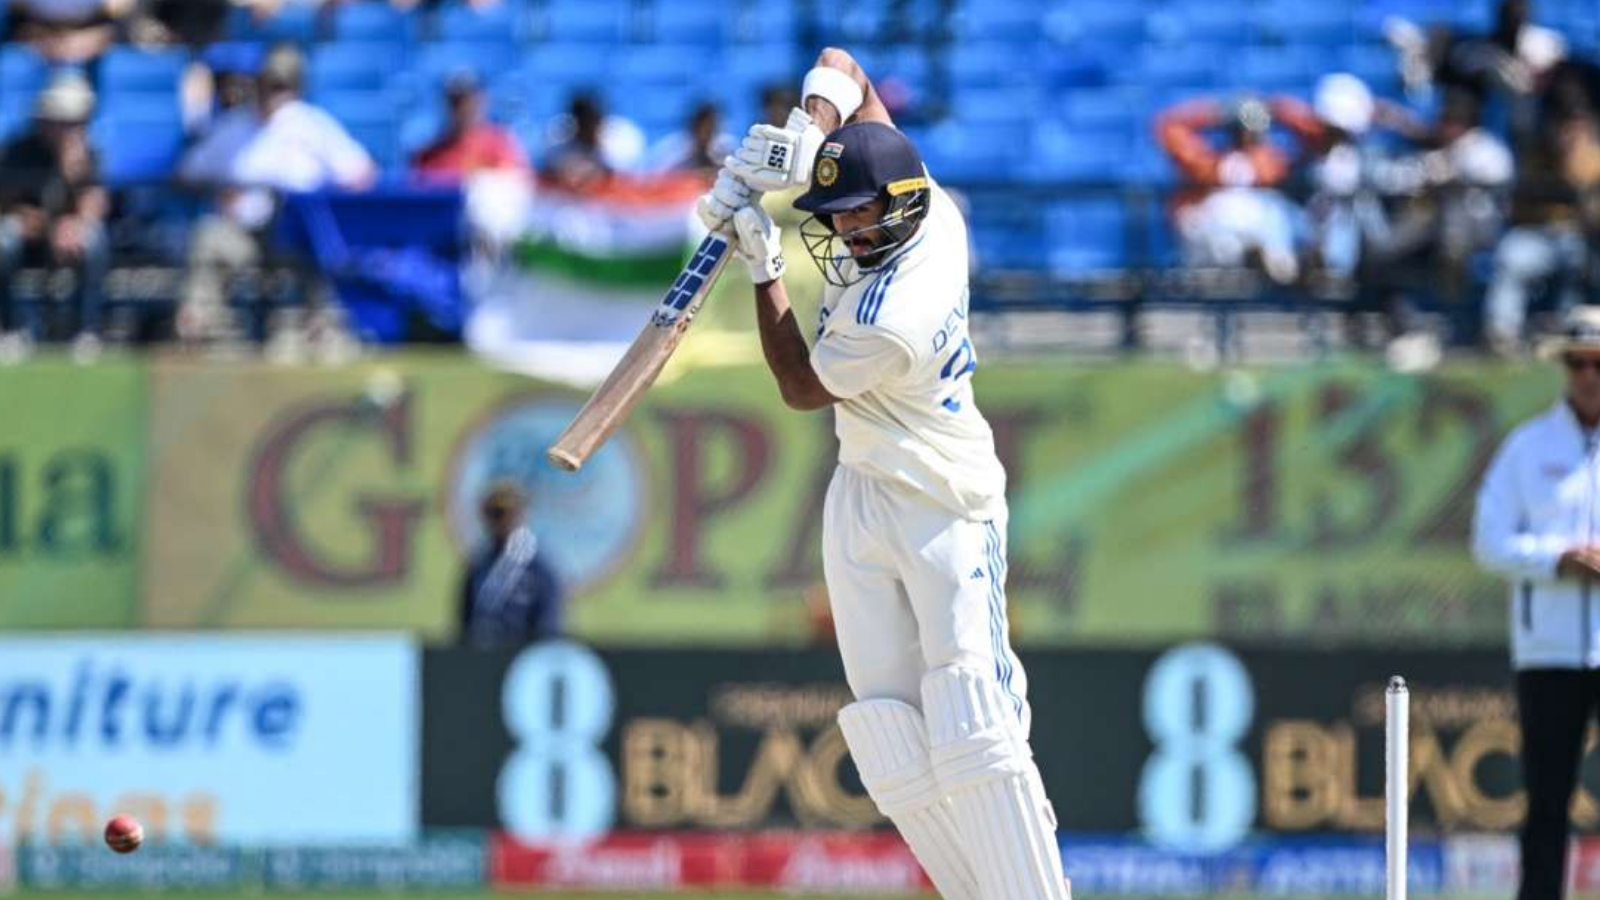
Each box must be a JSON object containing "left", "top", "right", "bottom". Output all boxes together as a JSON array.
[{"left": 546, "top": 233, "right": 733, "bottom": 472}]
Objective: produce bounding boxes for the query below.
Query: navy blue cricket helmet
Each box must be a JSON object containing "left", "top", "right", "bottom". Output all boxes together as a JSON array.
[{"left": 794, "top": 121, "right": 932, "bottom": 286}]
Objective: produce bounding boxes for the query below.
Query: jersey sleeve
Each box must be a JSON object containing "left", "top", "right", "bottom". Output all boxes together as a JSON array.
[
  {"left": 811, "top": 327, "right": 915, "bottom": 399},
  {"left": 311, "top": 108, "right": 376, "bottom": 187}
]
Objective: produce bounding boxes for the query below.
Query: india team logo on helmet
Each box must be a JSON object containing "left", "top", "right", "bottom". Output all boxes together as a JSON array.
[
  {"left": 794, "top": 123, "right": 932, "bottom": 287},
  {"left": 816, "top": 141, "right": 845, "bottom": 187}
]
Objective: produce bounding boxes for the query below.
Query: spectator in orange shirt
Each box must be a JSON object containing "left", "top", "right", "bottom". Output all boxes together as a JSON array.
[
  {"left": 1155, "top": 95, "right": 1301, "bottom": 282},
  {"left": 411, "top": 71, "right": 531, "bottom": 183}
]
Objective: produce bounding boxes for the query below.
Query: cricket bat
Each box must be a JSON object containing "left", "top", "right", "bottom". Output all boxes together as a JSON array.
[{"left": 546, "top": 232, "right": 733, "bottom": 472}]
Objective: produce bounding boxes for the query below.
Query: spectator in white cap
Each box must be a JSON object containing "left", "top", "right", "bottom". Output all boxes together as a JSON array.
[
  {"left": 1273, "top": 74, "right": 1428, "bottom": 280},
  {"left": 0, "top": 70, "right": 108, "bottom": 353},
  {"left": 175, "top": 43, "right": 377, "bottom": 343}
]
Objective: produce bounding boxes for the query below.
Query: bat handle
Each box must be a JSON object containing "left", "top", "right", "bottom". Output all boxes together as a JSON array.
[{"left": 546, "top": 447, "right": 584, "bottom": 472}]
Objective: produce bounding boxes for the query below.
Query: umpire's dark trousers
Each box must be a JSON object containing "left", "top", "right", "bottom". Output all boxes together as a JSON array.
[{"left": 1519, "top": 668, "right": 1600, "bottom": 900}]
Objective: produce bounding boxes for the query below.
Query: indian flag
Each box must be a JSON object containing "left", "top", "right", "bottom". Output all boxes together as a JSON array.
[{"left": 465, "top": 171, "right": 721, "bottom": 386}]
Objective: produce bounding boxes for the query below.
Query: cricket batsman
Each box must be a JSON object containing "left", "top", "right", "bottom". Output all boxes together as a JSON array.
[{"left": 696, "top": 48, "right": 1072, "bottom": 900}]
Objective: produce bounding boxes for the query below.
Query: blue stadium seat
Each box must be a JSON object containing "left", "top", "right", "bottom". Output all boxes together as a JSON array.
[
  {"left": 0, "top": 105, "right": 29, "bottom": 143},
  {"left": 607, "top": 84, "right": 694, "bottom": 137},
  {"left": 1259, "top": 6, "right": 1356, "bottom": 45},
  {"left": 952, "top": 0, "right": 1038, "bottom": 42},
  {"left": 967, "top": 204, "right": 1047, "bottom": 270},
  {"left": 804, "top": 0, "right": 886, "bottom": 44},
  {"left": 1039, "top": 48, "right": 1109, "bottom": 89},
  {"left": 1133, "top": 46, "right": 1217, "bottom": 87},
  {"left": 1340, "top": 45, "right": 1401, "bottom": 92},
  {"left": 649, "top": 6, "right": 726, "bottom": 44},
  {"left": 310, "top": 42, "right": 394, "bottom": 94},
  {"left": 414, "top": 42, "right": 518, "bottom": 89},
  {"left": 522, "top": 41, "right": 615, "bottom": 85},
  {"left": 227, "top": 2, "right": 317, "bottom": 43},
  {"left": 333, "top": 1, "right": 415, "bottom": 44},
  {"left": 648, "top": 0, "right": 729, "bottom": 44},
  {"left": 1361, "top": 0, "right": 1491, "bottom": 32},
  {"left": 729, "top": 1, "right": 795, "bottom": 43},
  {"left": 1059, "top": 89, "right": 1146, "bottom": 135},
  {"left": 951, "top": 86, "right": 1044, "bottom": 126},
  {"left": 1027, "top": 121, "right": 1136, "bottom": 182},
  {"left": 435, "top": 1, "right": 521, "bottom": 42},
  {"left": 1229, "top": 48, "right": 1318, "bottom": 91},
  {"left": 1131, "top": 140, "right": 1180, "bottom": 188},
  {"left": 0, "top": 46, "right": 47, "bottom": 103},
  {"left": 101, "top": 48, "right": 186, "bottom": 96},
  {"left": 611, "top": 44, "right": 708, "bottom": 85},
  {"left": 974, "top": 229, "right": 1050, "bottom": 272},
  {"left": 399, "top": 106, "right": 443, "bottom": 157},
  {"left": 202, "top": 41, "right": 266, "bottom": 79},
  {"left": 724, "top": 44, "right": 800, "bottom": 90},
  {"left": 949, "top": 42, "right": 1030, "bottom": 88},
  {"left": 1045, "top": 2, "right": 1146, "bottom": 47},
  {"left": 920, "top": 120, "right": 1028, "bottom": 182},
  {"left": 850, "top": 45, "right": 931, "bottom": 89},
  {"left": 101, "top": 91, "right": 180, "bottom": 123},
  {"left": 540, "top": 0, "right": 631, "bottom": 43},
  {"left": 316, "top": 90, "right": 398, "bottom": 172},
  {"left": 91, "top": 112, "right": 184, "bottom": 185},
  {"left": 1045, "top": 198, "right": 1129, "bottom": 274},
  {"left": 1147, "top": 6, "right": 1255, "bottom": 45}
]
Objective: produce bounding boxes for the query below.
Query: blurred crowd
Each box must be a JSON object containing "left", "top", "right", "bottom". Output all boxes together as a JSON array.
[
  {"left": 2, "top": 0, "right": 1598, "bottom": 358},
  {"left": 0, "top": 0, "right": 754, "bottom": 354},
  {"left": 1155, "top": 0, "right": 1600, "bottom": 355}
]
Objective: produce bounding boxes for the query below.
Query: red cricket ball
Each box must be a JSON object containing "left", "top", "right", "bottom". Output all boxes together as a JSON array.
[{"left": 104, "top": 815, "right": 143, "bottom": 854}]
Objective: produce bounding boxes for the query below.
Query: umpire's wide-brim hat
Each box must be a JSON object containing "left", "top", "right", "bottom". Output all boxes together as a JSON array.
[
  {"left": 794, "top": 121, "right": 927, "bottom": 215},
  {"left": 1539, "top": 305, "right": 1600, "bottom": 357}
]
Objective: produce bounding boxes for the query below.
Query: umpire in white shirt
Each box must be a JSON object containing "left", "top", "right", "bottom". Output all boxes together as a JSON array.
[{"left": 1474, "top": 305, "right": 1600, "bottom": 900}]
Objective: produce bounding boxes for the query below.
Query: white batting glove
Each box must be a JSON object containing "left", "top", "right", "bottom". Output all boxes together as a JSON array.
[
  {"left": 727, "top": 107, "right": 824, "bottom": 193},
  {"left": 731, "top": 204, "right": 784, "bottom": 284},
  {"left": 695, "top": 169, "right": 754, "bottom": 234}
]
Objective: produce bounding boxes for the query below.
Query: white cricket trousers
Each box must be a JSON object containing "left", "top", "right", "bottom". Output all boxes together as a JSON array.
[{"left": 822, "top": 464, "right": 1031, "bottom": 732}]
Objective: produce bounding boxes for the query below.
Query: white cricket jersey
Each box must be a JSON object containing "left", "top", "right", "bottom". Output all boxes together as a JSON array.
[{"left": 809, "top": 182, "right": 1007, "bottom": 520}]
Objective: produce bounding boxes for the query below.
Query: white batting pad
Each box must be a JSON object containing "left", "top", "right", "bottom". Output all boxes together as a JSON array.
[
  {"left": 838, "top": 699, "right": 982, "bottom": 900},
  {"left": 922, "top": 667, "right": 1070, "bottom": 900}
]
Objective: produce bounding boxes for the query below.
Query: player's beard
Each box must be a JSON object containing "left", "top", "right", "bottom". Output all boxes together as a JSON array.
[
  {"left": 799, "top": 199, "right": 925, "bottom": 287},
  {"left": 845, "top": 228, "right": 893, "bottom": 268}
]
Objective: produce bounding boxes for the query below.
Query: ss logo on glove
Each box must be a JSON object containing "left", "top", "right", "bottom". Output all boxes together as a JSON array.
[{"left": 765, "top": 144, "right": 790, "bottom": 170}]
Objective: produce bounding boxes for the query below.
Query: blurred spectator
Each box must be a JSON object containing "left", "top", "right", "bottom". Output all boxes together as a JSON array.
[
  {"left": 761, "top": 84, "right": 800, "bottom": 127},
  {"left": 1359, "top": 88, "right": 1513, "bottom": 336},
  {"left": 411, "top": 71, "right": 530, "bottom": 183},
  {"left": 1155, "top": 95, "right": 1301, "bottom": 283},
  {"left": 541, "top": 92, "right": 610, "bottom": 192},
  {"left": 182, "top": 41, "right": 264, "bottom": 137},
  {"left": 1486, "top": 61, "right": 1600, "bottom": 354},
  {"left": 459, "top": 481, "right": 564, "bottom": 647},
  {"left": 1391, "top": 0, "right": 1566, "bottom": 143},
  {"left": 1275, "top": 75, "right": 1428, "bottom": 280},
  {"left": 0, "top": 71, "right": 109, "bottom": 351},
  {"left": 175, "top": 44, "right": 376, "bottom": 342},
  {"left": 6, "top": 0, "right": 130, "bottom": 64},
  {"left": 540, "top": 90, "right": 644, "bottom": 191},
  {"left": 643, "top": 101, "right": 733, "bottom": 179},
  {"left": 129, "top": 0, "right": 234, "bottom": 47}
]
